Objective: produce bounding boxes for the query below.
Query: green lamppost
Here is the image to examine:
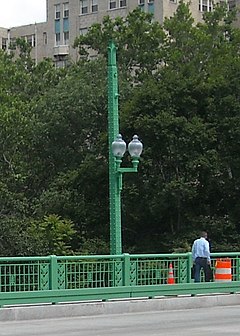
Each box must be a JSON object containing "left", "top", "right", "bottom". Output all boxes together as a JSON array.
[{"left": 108, "top": 41, "right": 143, "bottom": 255}]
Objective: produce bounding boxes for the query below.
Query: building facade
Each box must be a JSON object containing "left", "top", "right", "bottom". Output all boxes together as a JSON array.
[{"left": 0, "top": 0, "right": 238, "bottom": 66}]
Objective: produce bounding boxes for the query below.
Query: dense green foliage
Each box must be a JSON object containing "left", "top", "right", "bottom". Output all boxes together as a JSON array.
[{"left": 1, "top": 3, "right": 240, "bottom": 255}]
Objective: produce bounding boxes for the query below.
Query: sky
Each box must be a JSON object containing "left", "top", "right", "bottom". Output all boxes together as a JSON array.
[{"left": 0, "top": 0, "right": 46, "bottom": 28}]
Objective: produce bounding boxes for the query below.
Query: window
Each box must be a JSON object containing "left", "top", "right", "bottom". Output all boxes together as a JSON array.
[
  {"left": 199, "top": 0, "right": 212, "bottom": 12},
  {"left": 148, "top": 0, "right": 154, "bottom": 13},
  {"left": 80, "top": 0, "right": 88, "bottom": 14},
  {"left": 63, "top": 3, "right": 69, "bottom": 18},
  {"left": 91, "top": 0, "right": 98, "bottom": 12},
  {"left": 55, "top": 4, "right": 61, "bottom": 19},
  {"left": 109, "top": 0, "right": 117, "bottom": 9},
  {"left": 220, "top": 0, "right": 229, "bottom": 9},
  {"left": 138, "top": 0, "right": 145, "bottom": 11},
  {"left": 33, "top": 35, "right": 36, "bottom": 47},
  {"left": 119, "top": 0, "right": 126, "bottom": 7},
  {"left": 54, "top": 54, "right": 68, "bottom": 68},
  {"left": 43, "top": 32, "right": 47, "bottom": 45},
  {"left": 228, "top": 0, "right": 236, "bottom": 10},
  {"left": 55, "top": 32, "right": 61, "bottom": 46},
  {"left": 63, "top": 17, "right": 69, "bottom": 32},
  {"left": 26, "top": 35, "right": 35, "bottom": 47},
  {"left": 64, "top": 31, "right": 69, "bottom": 45},
  {"left": 2, "top": 38, "right": 7, "bottom": 50},
  {"left": 55, "top": 59, "right": 67, "bottom": 68},
  {"left": 10, "top": 38, "right": 16, "bottom": 50},
  {"left": 79, "top": 27, "right": 88, "bottom": 35}
]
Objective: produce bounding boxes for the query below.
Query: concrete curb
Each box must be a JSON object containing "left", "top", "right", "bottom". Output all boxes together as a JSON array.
[{"left": 0, "top": 294, "right": 240, "bottom": 321}]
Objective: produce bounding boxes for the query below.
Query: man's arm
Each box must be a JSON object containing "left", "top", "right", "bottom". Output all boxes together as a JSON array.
[
  {"left": 205, "top": 240, "right": 211, "bottom": 263},
  {"left": 192, "top": 241, "right": 196, "bottom": 263}
]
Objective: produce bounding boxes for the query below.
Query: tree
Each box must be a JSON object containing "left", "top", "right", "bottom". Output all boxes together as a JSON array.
[
  {"left": 28, "top": 215, "right": 76, "bottom": 255},
  {"left": 74, "top": 8, "right": 165, "bottom": 81},
  {"left": 120, "top": 2, "right": 240, "bottom": 252},
  {"left": 2, "top": 2, "right": 240, "bottom": 256}
]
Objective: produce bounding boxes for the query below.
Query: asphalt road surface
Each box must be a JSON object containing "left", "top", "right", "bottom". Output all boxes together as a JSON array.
[{"left": 1, "top": 305, "right": 240, "bottom": 336}]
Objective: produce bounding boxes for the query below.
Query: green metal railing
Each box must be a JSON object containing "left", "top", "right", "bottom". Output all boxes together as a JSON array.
[{"left": 0, "top": 252, "right": 239, "bottom": 307}]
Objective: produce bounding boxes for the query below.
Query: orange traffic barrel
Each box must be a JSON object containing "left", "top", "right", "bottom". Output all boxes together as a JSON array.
[
  {"left": 167, "top": 263, "right": 175, "bottom": 284},
  {"left": 215, "top": 258, "right": 232, "bottom": 282}
]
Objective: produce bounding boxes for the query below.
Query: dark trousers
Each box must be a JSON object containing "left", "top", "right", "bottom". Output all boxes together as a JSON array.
[{"left": 194, "top": 257, "right": 209, "bottom": 282}]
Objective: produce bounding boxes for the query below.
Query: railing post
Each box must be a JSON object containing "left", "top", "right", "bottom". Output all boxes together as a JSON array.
[
  {"left": 123, "top": 253, "right": 130, "bottom": 286},
  {"left": 236, "top": 257, "right": 240, "bottom": 281},
  {"left": 49, "top": 255, "right": 58, "bottom": 291},
  {"left": 187, "top": 252, "right": 192, "bottom": 283}
]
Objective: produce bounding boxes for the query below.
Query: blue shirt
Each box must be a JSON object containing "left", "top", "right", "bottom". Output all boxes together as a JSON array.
[{"left": 192, "top": 237, "right": 210, "bottom": 262}]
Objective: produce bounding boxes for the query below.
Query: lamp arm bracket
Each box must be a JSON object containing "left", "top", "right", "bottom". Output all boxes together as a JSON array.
[
  {"left": 117, "top": 172, "right": 123, "bottom": 191},
  {"left": 117, "top": 167, "right": 138, "bottom": 173}
]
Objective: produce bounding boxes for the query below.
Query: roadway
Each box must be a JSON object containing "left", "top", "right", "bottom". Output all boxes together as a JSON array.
[{"left": 0, "top": 305, "right": 239, "bottom": 335}]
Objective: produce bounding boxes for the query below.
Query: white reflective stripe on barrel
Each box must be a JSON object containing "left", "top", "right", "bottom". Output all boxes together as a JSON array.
[{"left": 215, "top": 268, "right": 231, "bottom": 274}]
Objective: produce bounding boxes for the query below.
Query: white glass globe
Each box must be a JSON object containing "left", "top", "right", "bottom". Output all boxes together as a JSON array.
[
  {"left": 128, "top": 135, "right": 143, "bottom": 158},
  {"left": 112, "top": 134, "right": 127, "bottom": 158}
]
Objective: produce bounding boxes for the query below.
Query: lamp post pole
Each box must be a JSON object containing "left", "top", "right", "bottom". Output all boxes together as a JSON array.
[
  {"left": 108, "top": 41, "right": 143, "bottom": 255},
  {"left": 108, "top": 41, "right": 121, "bottom": 255}
]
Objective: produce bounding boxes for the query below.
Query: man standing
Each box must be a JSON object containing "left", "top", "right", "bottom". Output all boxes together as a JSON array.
[{"left": 192, "top": 231, "right": 211, "bottom": 282}]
